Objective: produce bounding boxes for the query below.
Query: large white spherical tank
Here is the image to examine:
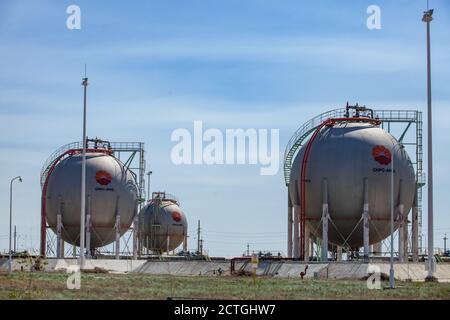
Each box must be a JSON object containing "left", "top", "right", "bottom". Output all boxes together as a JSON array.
[
  {"left": 288, "top": 121, "right": 415, "bottom": 249},
  {"left": 139, "top": 200, "right": 187, "bottom": 252},
  {"left": 45, "top": 152, "right": 139, "bottom": 248}
]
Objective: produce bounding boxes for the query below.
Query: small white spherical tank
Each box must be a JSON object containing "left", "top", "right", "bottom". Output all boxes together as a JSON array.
[
  {"left": 288, "top": 120, "right": 416, "bottom": 249},
  {"left": 45, "top": 152, "right": 139, "bottom": 248},
  {"left": 139, "top": 196, "right": 187, "bottom": 253}
]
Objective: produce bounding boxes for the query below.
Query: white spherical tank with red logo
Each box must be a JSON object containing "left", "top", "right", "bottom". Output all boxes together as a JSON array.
[
  {"left": 288, "top": 121, "right": 415, "bottom": 249},
  {"left": 45, "top": 152, "right": 139, "bottom": 248},
  {"left": 139, "top": 198, "right": 187, "bottom": 253}
]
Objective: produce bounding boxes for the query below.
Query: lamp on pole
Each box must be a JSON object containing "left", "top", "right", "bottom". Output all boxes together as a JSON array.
[
  {"left": 422, "top": 7, "right": 435, "bottom": 282},
  {"left": 147, "top": 171, "right": 152, "bottom": 201},
  {"left": 9, "top": 176, "right": 22, "bottom": 274}
]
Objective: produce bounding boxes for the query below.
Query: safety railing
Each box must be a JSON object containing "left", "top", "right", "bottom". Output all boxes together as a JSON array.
[
  {"left": 40, "top": 141, "right": 144, "bottom": 188},
  {"left": 283, "top": 108, "right": 420, "bottom": 185},
  {"left": 40, "top": 141, "right": 81, "bottom": 187}
]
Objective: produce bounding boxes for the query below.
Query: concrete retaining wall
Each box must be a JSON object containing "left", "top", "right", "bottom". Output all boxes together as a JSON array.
[{"left": 1, "top": 258, "right": 450, "bottom": 282}]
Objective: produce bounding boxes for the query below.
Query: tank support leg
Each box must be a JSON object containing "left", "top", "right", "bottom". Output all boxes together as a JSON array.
[
  {"left": 293, "top": 204, "right": 300, "bottom": 259},
  {"left": 398, "top": 180, "right": 406, "bottom": 263},
  {"left": 85, "top": 214, "right": 91, "bottom": 258},
  {"left": 287, "top": 194, "right": 293, "bottom": 258},
  {"left": 337, "top": 246, "right": 342, "bottom": 261},
  {"left": 85, "top": 195, "right": 91, "bottom": 259},
  {"left": 402, "top": 204, "right": 408, "bottom": 261},
  {"left": 363, "top": 178, "right": 370, "bottom": 262},
  {"left": 56, "top": 197, "right": 63, "bottom": 258},
  {"left": 115, "top": 214, "right": 121, "bottom": 260},
  {"left": 398, "top": 204, "right": 406, "bottom": 262},
  {"left": 412, "top": 190, "right": 419, "bottom": 262},
  {"left": 373, "top": 242, "right": 382, "bottom": 256},
  {"left": 321, "top": 179, "right": 329, "bottom": 262},
  {"left": 138, "top": 215, "right": 143, "bottom": 257},
  {"left": 132, "top": 214, "right": 138, "bottom": 260},
  {"left": 166, "top": 234, "right": 170, "bottom": 254},
  {"left": 304, "top": 225, "right": 310, "bottom": 262},
  {"left": 183, "top": 233, "right": 188, "bottom": 253}
]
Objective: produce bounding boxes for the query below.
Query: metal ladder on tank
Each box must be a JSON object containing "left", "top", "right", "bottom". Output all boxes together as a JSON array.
[
  {"left": 283, "top": 108, "right": 346, "bottom": 185},
  {"left": 416, "top": 112, "right": 425, "bottom": 254}
]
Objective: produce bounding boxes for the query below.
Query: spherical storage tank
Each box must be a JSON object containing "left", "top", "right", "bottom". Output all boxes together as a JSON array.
[
  {"left": 139, "top": 193, "right": 187, "bottom": 253},
  {"left": 288, "top": 115, "right": 416, "bottom": 249},
  {"left": 45, "top": 152, "right": 139, "bottom": 248}
]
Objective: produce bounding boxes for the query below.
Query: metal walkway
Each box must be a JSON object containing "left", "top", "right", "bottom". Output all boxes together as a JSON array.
[
  {"left": 40, "top": 141, "right": 146, "bottom": 194},
  {"left": 283, "top": 108, "right": 423, "bottom": 186}
]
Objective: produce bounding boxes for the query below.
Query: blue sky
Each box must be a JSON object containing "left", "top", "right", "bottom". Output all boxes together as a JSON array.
[{"left": 0, "top": 0, "right": 449, "bottom": 257}]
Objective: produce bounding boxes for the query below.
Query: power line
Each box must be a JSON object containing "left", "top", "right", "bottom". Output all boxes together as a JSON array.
[{"left": 204, "top": 230, "right": 286, "bottom": 235}]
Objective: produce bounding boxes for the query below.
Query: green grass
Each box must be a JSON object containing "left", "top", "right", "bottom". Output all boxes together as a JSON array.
[{"left": 0, "top": 271, "right": 449, "bottom": 300}]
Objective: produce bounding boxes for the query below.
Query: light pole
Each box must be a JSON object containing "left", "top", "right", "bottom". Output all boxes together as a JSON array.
[
  {"left": 147, "top": 171, "right": 152, "bottom": 201},
  {"left": 423, "top": 8, "right": 435, "bottom": 282},
  {"left": 13, "top": 225, "right": 16, "bottom": 253},
  {"left": 80, "top": 75, "right": 88, "bottom": 269},
  {"left": 9, "top": 176, "right": 22, "bottom": 274},
  {"left": 389, "top": 142, "right": 404, "bottom": 289}
]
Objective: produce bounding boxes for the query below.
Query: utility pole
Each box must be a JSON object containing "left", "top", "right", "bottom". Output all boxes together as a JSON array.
[
  {"left": 444, "top": 234, "right": 448, "bottom": 254},
  {"left": 197, "top": 220, "right": 201, "bottom": 254},
  {"left": 9, "top": 176, "right": 22, "bottom": 274},
  {"left": 147, "top": 171, "right": 152, "bottom": 201},
  {"left": 422, "top": 7, "right": 435, "bottom": 281},
  {"left": 247, "top": 243, "right": 250, "bottom": 256}
]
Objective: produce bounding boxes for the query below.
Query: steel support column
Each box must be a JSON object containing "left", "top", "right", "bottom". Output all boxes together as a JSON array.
[
  {"left": 337, "top": 246, "right": 342, "bottom": 261},
  {"left": 373, "top": 242, "right": 382, "bottom": 256},
  {"left": 56, "top": 198, "right": 63, "bottom": 258},
  {"left": 287, "top": 194, "right": 293, "bottom": 258},
  {"left": 133, "top": 214, "right": 138, "bottom": 260},
  {"left": 412, "top": 191, "right": 419, "bottom": 262},
  {"left": 115, "top": 214, "right": 121, "bottom": 260},
  {"left": 321, "top": 178, "right": 329, "bottom": 262},
  {"left": 293, "top": 204, "right": 300, "bottom": 258},
  {"left": 85, "top": 195, "right": 91, "bottom": 258},
  {"left": 304, "top": 225, "right": 310, "bottom": 262},
  {"left": 363, "top": 178, "right": 370, "bottom": 262}
]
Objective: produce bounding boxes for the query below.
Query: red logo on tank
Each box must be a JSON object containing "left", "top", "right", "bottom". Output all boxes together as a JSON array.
[
  {"left": 95, "top": 170, "right": 112, "bottom": 186},
  {"left": 172, "top": 212, "right": 182, "bottom": 222},
  {"left": 372, "top": 145, "right": 392, "bottom": 165}
]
